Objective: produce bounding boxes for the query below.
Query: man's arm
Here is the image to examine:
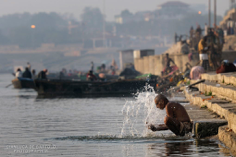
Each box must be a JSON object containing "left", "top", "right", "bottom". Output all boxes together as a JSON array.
[
  {"left": 148, "top": 124, "right": 168, "bottom": 131},
  {"left": 170, "top": 58, "right": 175, "bottom": 65}
]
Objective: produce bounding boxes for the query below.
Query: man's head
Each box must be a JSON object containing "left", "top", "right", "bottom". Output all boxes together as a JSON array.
[
  {"left": 203, "top": 36, "right": 208, "bottom": 42},
  {"left": 154, "top": 94, "right": 169, "bottom": 110},
  {"left": 43, "top": 69, "right": 48, "bottom": 73},
  {"left": 222, "top": 60, "right": 229, "bottom": 66},
  {"left": 166, "top": 53, "right": 169, "bottom": 58}
]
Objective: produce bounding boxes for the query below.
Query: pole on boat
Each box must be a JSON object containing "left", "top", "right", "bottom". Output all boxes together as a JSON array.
[
  {"left": 209, "top": 0, "right": 211, "bottom": 27},
  {"left": 214, "top": 0, "right": 217, "bottom": 28},
  {"left": 102, "top": 0, "right": 106, "bottom": 47}
]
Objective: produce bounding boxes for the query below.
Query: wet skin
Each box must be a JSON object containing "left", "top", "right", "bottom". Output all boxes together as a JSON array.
[{"left": 148, "top": 98, "right": 191, "bottom": 136}]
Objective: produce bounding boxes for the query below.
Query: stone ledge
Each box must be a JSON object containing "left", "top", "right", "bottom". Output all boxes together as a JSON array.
[
  {"left": 201, "top": 72, "right": 236, "bottom": 86},
  {"left": 185, "top": 89, "right": 236, "bottom": 133},
  {"left": 194, "top": 120, "right": 228, "bottom": 138},
  {"left": 185, "top": 88, "right": 236, "bottom": 155},
  {"left": 218, "top": 125, "right": 236, "bottom": 156},
  {"left": 195, "top": 81, "right": 236, "bottom": 102}
]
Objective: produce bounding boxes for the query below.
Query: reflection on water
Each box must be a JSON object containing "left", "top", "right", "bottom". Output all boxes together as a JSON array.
[{"left": 0, "top": 74, "right": 232, "bottom": 157}]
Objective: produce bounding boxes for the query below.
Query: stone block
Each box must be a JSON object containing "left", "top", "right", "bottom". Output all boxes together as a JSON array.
[
  {"left": 194, "top": 121, "right": 228, "bottom": 139},
  {"left": 218, "top": 125, "right": 236, "bottom": 156}
]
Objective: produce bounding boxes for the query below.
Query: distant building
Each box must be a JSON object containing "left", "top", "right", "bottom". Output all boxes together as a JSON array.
[
  {"left": 157, "top": 1, "right": 189, "bottom": 10},
  {"left": 115, "top": 1, "right": 204, "bottom": 23},
  {"left": 115, "top": 16, "right": 123, "bottom": 24},
  {"left": 115, "top": 11, "right": 154, "bottom": 24},
  {"left": 156, "top": 1, "right": 190, "bottom": 20},
  {"left": 119, "top": 49, "right": 155, "bottom": 70},
  {"left": 119, "top": 49, "right": 134, "bottom": 70}
]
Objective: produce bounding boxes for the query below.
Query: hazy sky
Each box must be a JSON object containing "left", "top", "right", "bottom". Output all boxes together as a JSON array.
[{"left": 0, "top": 0, "right": 230, "bottom": 21}]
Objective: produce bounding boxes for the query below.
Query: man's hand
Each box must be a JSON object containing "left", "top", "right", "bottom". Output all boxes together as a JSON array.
[{"left": 148, "top": 124, "right": 157, "bottom": 131}]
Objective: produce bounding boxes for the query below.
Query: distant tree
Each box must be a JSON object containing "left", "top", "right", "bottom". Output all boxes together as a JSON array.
[
  {"left": 29, "top": 12, "right": 67, "bottom": 30},
  {"left": 120, "top": 9, "right": 133, "bottom": 17},
  {"left": 81, "top": 7, "right": 104, "bottom": 30}
]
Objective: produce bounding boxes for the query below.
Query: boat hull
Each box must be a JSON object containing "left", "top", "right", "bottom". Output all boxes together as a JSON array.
[
  {"left": 12, "top": 78, "right": 35, "bottom": 89},
  {"left": 34, "top": 79, "right": 157, "bottom": 97}
]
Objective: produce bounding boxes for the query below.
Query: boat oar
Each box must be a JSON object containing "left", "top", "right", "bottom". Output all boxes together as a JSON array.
[{"left": 5, "top": 84, "right": 12, "bottom": 88}]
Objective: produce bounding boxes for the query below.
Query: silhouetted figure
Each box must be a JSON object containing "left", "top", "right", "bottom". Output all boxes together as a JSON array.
[
  {"left": 86, "top": 70, "right": 97, "bottom": 81},
  {"left": 37, "top": 69, "right": 48, "bottom": 79},
  {"left": 101, "top": 64, "right": 106, "bottom": 72},
  {"left": 189, "top": 26, "right": 194, "bottom": 39},
  {"left": 22, "top": 67, "right": 32, "bottom": 79},
  {"left": 91, "top": 61, "right": 94, "bottom": 72},
  {"left": 31, "top": 69, "right": 37, "bottom": 79},
  {"left": 27, "top": 62, "right": 31, "bottom": 71},
  {"left": 163, "top": 53, "right": 175, "bottom": 75},
  {"left": 198, "top": 36, "right": 209, "bottom": 71},
  {"left": 196, "top": 25, "right": 202, "bottom": 36},
  {"left": 59, "top": 71, "right": 64, "bottom": 79}
]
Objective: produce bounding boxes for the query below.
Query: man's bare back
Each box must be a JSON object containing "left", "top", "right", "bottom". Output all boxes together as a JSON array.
[{"left": 165, "top": 102, "right": 191, "bottom": 123}]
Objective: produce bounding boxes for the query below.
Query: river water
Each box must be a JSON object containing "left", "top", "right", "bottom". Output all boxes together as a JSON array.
[{"left": 0, "top": 74, "right": 232, "bottom": 157}]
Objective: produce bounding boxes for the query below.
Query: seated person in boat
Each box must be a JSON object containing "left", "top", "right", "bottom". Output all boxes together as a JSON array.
[
  {"left": 37, "top": 69, "right": 48, "bottom": 79},
  {"left": 22, "top": 67, "right": 32, "bottom": 79},
  {"left": 15, "top": 68, "right": 22, "bottom": 78},
  {"left": 148, "top": 94, "right": 192, "bottom": 136},
  {"left": 31, "top": 69, "right": 37, "bottom": 80},
  {"left": 86, "top": 70, "right": 97, "bottom": 81}
]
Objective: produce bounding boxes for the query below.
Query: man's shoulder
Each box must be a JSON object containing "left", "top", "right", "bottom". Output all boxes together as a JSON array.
[{"left": 166, "top": 102, "right": 182, "bottom": 107}]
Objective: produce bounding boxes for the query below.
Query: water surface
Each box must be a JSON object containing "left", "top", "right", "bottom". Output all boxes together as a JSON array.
[{"left": 0, "top": 74, "right": 232, "bottom": 157}]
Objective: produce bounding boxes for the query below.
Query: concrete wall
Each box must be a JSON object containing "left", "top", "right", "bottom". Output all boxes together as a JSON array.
[
  {"left": 134, "top": 51, "right": 236, "bottom": 75},
  {"left": 134, "top": 53, "right": 199, "bottom": 75},
  {"left": 119, "top": 50, "right": 134, "bottom": 70}
]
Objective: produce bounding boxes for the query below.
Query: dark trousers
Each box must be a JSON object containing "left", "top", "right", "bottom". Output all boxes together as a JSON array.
[{"left": 201, "top": 60, "right": 209, "bottom": 71}]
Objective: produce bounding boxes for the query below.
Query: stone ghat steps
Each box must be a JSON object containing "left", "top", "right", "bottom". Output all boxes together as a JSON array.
[
  {"left": 185, "top": 89, "right": 236, "bottom": 133},
  {"left": 201, "top": 72, "right": 236, "bottom": 87},
  {"left": 195, "top": 81, "right": 236, "bottom": 103},
  {"left": 185, "top": 89, "right": 236, "bottom": 155}
]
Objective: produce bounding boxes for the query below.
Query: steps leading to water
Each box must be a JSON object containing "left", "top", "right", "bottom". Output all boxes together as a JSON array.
[
  {"left": 201, "top": 72, "right": 236, "bottom": 86},
  {"left": 184, "top": 73, "right": 236, "bottom": 154}
]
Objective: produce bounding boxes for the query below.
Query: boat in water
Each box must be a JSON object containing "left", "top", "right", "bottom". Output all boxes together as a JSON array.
[
  {"left": 34, "top": 79, "right": 158, "bottom": 97},
  {"left": 12, "top": 77, "right": 35, "bottom": 89}
]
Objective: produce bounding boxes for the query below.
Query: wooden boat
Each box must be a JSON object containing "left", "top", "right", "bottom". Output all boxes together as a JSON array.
[
  {"left": 34, "top": 79, "right": 158, "bottom": 97},
  {"left": 12, "top": 77, "right": 35, "bottom": 89}
]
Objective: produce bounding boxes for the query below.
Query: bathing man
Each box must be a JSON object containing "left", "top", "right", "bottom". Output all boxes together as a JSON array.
[{"left": 148, "top": 94, "right": 192, "bottom": 136}]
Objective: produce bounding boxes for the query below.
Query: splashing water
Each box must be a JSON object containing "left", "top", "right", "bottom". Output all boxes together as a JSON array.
[{"left": 121, "top": 85, "right": 166, "bottom": 138}]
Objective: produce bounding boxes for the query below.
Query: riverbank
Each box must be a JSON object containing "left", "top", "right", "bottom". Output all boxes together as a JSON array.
[{"left": 182, "top": 72, "right": 236, "bottom": 156}]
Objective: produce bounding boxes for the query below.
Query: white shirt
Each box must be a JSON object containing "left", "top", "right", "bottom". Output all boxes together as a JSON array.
[
  {"left": 199, "top": 54, "right": 208, "bottom": 60},
  {"left": 15, "top": 71, "right": 22, "bottom": 78}
]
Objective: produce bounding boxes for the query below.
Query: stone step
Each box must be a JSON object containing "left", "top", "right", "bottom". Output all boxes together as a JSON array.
[
  {"left": 195, "top": 81, "right": 236, "bottom": 102},
  {"left": 178, "top": 97, "right": 228, "bottom": 138},
  {"left": 218, "top": 125, "right": 236, "bottom": 156},
  {"left": 185, "top": 89, "right": 236, "bottom": 134},
  {"left": 201, "top": 72, "right": 236, "bottom": 87}
]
